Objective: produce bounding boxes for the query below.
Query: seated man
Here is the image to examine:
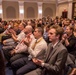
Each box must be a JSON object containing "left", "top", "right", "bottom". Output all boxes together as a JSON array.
[
  {"left": 2, "top": 23, "right": 26, "bottom": 62},
  {"left": 10, "top": 25, "right": 35, "bottom": 63},
  {"left": 61, "top": 25, "right": 76, "bottom": 57},
  {"left": 25, "top": 25, "right": 68, "bottom": 75},
  {"left": 3, "top": 23, "right": 25, "bottom": 46},
  {"left": 11, "top": 27, "right": 47, "bottom": 75}
]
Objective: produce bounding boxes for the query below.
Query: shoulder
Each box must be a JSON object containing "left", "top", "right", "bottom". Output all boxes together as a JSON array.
[
  {"left": 40, "top": 39, "right": 47, "bottom": 45},
  {"left": 58, "top": 42, "right": 68, "bottom": 52}
]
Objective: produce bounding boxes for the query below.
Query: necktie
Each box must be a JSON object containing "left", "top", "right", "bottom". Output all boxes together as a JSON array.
[
  {"left": 32, "top": 40, "right": 37, "bottom": 50},
  {"left": 45, "top": 46, "right": 53, "bottom": 63},
  {"left": 32, "top": 37, "right": 43, "bottom": 50}
]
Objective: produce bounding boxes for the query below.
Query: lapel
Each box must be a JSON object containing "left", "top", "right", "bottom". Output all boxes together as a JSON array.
[{"left": 45, "top": 42, "right": 61, "bottom": 62}]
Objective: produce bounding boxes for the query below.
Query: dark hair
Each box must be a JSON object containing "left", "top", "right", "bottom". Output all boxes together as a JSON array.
[
  {"left": 0, "top": 28, "right": 4, "bottom": 33},
  {"left": 3, "top": 21, "right": 7, "bottom": 26},
  {"left": 35, "top": 27, "right": 44, "bottom": 35},
  {"left": 0, "top": 18, "right": 2, "bottom": 22}
]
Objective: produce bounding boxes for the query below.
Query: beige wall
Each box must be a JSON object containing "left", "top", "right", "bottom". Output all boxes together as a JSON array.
[
  {"left": 24, "top": 2, "right": 38, "bottom": 19},
  {"left": 1, "top": 1, "right": 56, "bottom": 20},
  {"left": 57, "top": 3, "right": 68, "bottom": 17},
  {"left": 1, "top": 0, "right": 73, "bottom": 20},
  {"left": 2, "top": 1, "right": 19, "bottom": 20},
  {"left": 42, "top": 3, "right": 56, "bottom": 18}
]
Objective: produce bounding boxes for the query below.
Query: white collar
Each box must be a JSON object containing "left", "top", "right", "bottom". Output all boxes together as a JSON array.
[{"left": 52, "top": 41, "right": 59, "bottom": 48}]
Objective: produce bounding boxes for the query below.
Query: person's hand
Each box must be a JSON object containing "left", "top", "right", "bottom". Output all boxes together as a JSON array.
[
  {"left": 20, "top": 39, "right": 24, "bottom": 43},
  {"left": 61, "top": 33, "right": 68, "bottom": 42},
  {"left": 10, "top": 50, "right": 15, "bottom": 56},
  {"left": 32, "top": 58, "right": 44, "bottom": 66},
  {"left": 63, "top": 33, "right": 68, "bottom": 39},
  {"left": 69, "top": 68, "right": 76, "bottom": 75}
]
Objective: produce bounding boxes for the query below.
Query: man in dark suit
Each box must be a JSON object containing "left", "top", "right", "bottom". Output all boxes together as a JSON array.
[{"left": 25, "top": 25, "right": 68, "bottom": 75}]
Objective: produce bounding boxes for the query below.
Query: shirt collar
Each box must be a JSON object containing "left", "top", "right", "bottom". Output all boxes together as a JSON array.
[
  {"left": 36, "top": 37, "right": 43, "bottom": 43},
  {"left": 52, "top": 41, "right": 59, "bottom": 48}
]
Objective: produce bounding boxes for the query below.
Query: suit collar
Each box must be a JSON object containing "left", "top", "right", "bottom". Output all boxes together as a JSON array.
[
  {"left": 45, "top": 42, "right": 61, "bottom": 62},
  {"left": 52, "top": 41, "right": 59, "bottom": 48}
]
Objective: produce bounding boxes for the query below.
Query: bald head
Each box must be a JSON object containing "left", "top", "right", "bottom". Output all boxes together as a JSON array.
[{"left": 25, "top": 25, "right": 33, "bottom": 33}]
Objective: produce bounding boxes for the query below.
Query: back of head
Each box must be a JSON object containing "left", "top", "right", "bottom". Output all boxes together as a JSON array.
[{"left": 0, "top": 18, "right": 2, "bottom": 22}]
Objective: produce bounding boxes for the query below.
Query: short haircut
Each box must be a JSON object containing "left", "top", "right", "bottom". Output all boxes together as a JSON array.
[
  {"left": 50, "top": 25, "right": 64, "bottom": 40},
  {"left": 35, "top": 27, "right": 44, "bottom": 35}
]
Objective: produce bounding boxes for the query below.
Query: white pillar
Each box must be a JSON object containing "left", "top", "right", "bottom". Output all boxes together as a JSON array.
[
  {"left": 0, "top": 0, "right": 3, "bottom": 19},
  {"left": 18, "top": 1, "right": 24, "bottom": 20},
  {"left": 37, "top": 2, "right": 43, "bottom": 19},
  {"left": 68, "top": 1, "right": 72, "bottom": 19}
]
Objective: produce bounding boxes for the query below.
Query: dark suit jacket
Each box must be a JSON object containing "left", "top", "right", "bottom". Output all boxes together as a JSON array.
[{"left": 25, "top": 42, "right": 68, "bottom": 75}]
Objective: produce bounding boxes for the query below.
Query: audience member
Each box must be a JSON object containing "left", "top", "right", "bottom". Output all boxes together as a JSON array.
[
  {"left": 11, "top": 27, "right": 47, "bottom": 75},
  {"left": 24, "top": 25, "right": 68, "bottom": 75},
  {"left": 61, "top": 25, "right": 76, "bottom": 56},
  {"left": 10, "top": 25, "right": 35, "bottom": 63}
]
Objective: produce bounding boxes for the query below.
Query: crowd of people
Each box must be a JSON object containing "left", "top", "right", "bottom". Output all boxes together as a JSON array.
[{"left": 0, "top": 16, "right": 76, "bottom": 75}]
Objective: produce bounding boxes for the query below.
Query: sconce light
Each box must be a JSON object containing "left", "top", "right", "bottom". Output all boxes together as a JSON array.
[
  {"left": 20, "top": 9, "right": 24, "bottom": 14},
  {"left": 39, "top": 9, "right": 42, "bottom": 14},
  {"left": 0, "top": 9, "right": 2, "bottom": 14}
]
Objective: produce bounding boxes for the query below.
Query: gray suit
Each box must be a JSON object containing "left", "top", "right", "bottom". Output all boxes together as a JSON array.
[{"left": 25, "top": 42, "right": 68, "bottom": 75}]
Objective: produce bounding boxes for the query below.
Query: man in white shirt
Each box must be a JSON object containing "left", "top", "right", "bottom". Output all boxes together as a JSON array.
[
  {"left": 10, "top": 25, "right": 35, "bottom": 63},
  {"left": 11, "top": 27, "right": 47, "bottom": 75},
  {"left": 2, "top": 23, "right": 26, "bottom": 62}
]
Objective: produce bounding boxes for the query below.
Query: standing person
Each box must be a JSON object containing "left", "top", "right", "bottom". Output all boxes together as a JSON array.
[{"left": 25, "top": 25, "right": 68, "bottom": 75}]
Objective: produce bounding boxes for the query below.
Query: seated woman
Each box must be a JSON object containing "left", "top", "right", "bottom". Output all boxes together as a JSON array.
[{"left": 0, "top": 50, "right": 5, "bottom": 75}]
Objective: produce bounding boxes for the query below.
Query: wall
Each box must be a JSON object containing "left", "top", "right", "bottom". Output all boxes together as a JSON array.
[
  {"left": 57, "top": 3, "right": 68, "bottom": 17},
  {"left": 42, "top": 3, "right": 56, "bottom": 18},
  {"left": 2, "top": 1, "right": 19, "bottom": 20},
  {"left": 24, "top": 2, "right": 38, "bottom": 19}
]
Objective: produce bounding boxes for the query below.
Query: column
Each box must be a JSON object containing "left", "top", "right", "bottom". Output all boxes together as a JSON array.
[
  {"left": 56, "top": 0, "right": 59, "bottom": 17},
  {"left": 68, "top": 0, "right": 72, "bottom": 19},
  {"left": 18, "top": 1, "right": 24, "bottom": 20},
  {"left": 0, "top": 0, "right": 3, "bottom": 19},
  {"left": 37, "top": 2, "right": 43, "bottom": 19}
]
